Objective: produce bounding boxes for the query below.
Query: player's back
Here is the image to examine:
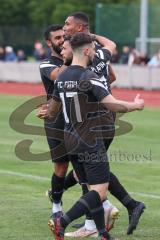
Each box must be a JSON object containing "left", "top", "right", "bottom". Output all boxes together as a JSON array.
[
  {"left": 54, "top": 65, "right": 108, "bottom": 154},
  {"left": 55, "top": 65, "right": 86, "bottom": 127}
]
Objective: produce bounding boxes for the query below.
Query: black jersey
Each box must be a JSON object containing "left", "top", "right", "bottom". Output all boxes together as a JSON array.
[
  {"left": 39, "top": 55, "right": 64, "bottom": 136},
  {"left": 90, "top": 45, "right": 112, "bottom": 93},
  {"left": 53, "top": 65, "right": 110, "bottom": 154},
  {"left": 90, "top": 46, "right": 116, "bottom": 126},
  {"left": 39, "top": 56, "right": 63, "bottom": 99}
]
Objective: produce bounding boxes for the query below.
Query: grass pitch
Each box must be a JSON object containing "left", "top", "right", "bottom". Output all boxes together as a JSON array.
[{"left": 0, "top": 94, "right": 160, "bottom": 240}]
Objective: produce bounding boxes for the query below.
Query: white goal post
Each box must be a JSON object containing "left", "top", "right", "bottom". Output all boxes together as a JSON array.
[{"left": 136, "top": 38, "right": 160, "bottom": 56}]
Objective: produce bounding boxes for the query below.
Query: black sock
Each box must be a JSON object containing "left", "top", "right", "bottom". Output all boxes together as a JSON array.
[
  {"left": 109, "top": 172, "right": 138, "bottom": 211},
  {"left": 60, "top": 190, "right": 110, "bottom": 238},
  {"left": 51, "top": 174, "right": 65, "bottom": 203},
  {"left": 63, "top": 170, "right": 77, "bottom": 190},
  {"left": 81, "top": 183, "right": 92, "bottom": 220}
]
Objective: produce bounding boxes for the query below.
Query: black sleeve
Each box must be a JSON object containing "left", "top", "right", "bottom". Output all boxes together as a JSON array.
[
  {"left": 39, "top": 60, "right": 58, "bottom": 80},
  {"left": 96, "top": 48, "right": 112, "bottom": 62},
  {"left": 90, "top": 77, "right": 110, "bottom": 101},
  {"left": 79, "top": 70, "right": 109, "bottom": 102},
  {"left": 52, "top": 80, "right": 61, "bottom": 101},
  {"left": 89, "top": 48, "right": 111, "bottom": 77}
]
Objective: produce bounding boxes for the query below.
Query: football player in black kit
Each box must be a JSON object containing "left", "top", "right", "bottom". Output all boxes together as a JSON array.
[
  {"left": 39, "top": 32, "right": 144, "bottom": 240},
  {"left": 62, "top": 12, "right": 145, "bottom": 236},
  {"left": 39, "top": 25, "right": 119, "bottom": 232},
  {"left": 39, "top": 24, "right": 121, "bottom": 235},
  {"left": 39, "top": 25, "right": 72, "bottom": 220},
  {"left": 39, "top": 17, "right": 145, "bottom": 237}
]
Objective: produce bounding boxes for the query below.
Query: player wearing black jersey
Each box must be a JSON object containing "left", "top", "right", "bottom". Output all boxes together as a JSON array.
[
  {"left": 62, "top": 12, "right": 146, "bottom": 236},
  {"left": 42, "top": 33, "right": 144, "bottom": 240},
  {"left": 39, "top": 19, "right": 146, "bottom": 237},
  {"left": 39, "top": 25, "right": 73, "bottom": 220},
  {"left": 39, "top": 17, "right": 145, "bottom": 237},
  {"left": 39, "top": 24, "right": 120, "bottom": 236}
]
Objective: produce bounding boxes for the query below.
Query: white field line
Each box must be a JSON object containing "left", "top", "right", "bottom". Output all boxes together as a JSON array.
[
  {"left": 0, "top": 169, "right": 160, "bottom": 200},
  {"left": 0, "top": 169, "right": 50, "bottom": 181}
]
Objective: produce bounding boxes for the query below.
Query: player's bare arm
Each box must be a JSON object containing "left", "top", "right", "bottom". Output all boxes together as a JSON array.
[
  {"left": 50, "top": 65, "right": 68, "bottom": 80},
  {"left": 92, "top": 34, "right": 116, "bottom": 55},
  {"left": 37, "top": 98, "right": 61, "bottom": 119},
  {"left": 101, "top": 93, "right": 144, "bottom": 113},
  {"left": 108, "top": 64, "right": 116, "bottom": 83}
]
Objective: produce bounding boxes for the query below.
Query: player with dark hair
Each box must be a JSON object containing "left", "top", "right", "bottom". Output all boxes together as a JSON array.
[
  {"left": 64, "top": 12, "right": 89, "bottom": 35},
  {"left": 62, "top": 12, "right": 146, "bottom": 236},
  {"left": 40, "top": 25, "right": 77, "bottom": 220},
  {"left": 39, "top": 18, "right": 145, "bottom": 237},
  {"left": 56, "top": 35, "right": 146, "bottom": 238},
  {"left": 40, "top": 32, "right": 144, "bottom": 240},
  {"left": 40, "top": 25, "right": 118, "bottom": 232}
]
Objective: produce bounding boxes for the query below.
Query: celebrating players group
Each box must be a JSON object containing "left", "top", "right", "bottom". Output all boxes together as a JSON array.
[{"left": 37, "top": 12, "right": 145, "bottom": 240}]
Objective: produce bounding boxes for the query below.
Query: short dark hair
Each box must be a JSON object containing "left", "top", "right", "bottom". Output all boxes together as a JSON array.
[
  {"left": 44, "top": 25, "right": 63, "bottom": 40},
  {"left": 70, "top": 12, "right": 89, "bottom": 25},
  {"left": 70, "top": 33, "right": 93, "bottom": 50},
  {"left": 64, "top": 35, "right": 71, "bottom": 42}
]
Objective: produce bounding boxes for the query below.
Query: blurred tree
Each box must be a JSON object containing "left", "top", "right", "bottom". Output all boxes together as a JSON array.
[
  {"left": 27, "top": 0, "right": 55, "bottom": 26},
  {"left": 0, "top": 0, "right": 140, "bottom": 28},
  {"left": 1, "top": 0, "right": 156, "bottom": 55},
  {"left": 0, "top": 0, "right": 30, "bottom": 25}
]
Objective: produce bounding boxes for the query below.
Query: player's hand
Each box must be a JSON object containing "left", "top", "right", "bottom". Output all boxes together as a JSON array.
[
  {"left": 134, "top": 94, "right": 144, "bottom": 110},
  {"left": 36, "top": 103, "right": 49, "bottom": 119},
  {"left": 36, "top": 103, "right": 49, "bottom": 110}
]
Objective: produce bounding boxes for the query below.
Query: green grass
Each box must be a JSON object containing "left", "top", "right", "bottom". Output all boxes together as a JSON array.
[{"left": 0, "top": 94, "right": 160, "bottom": 240}]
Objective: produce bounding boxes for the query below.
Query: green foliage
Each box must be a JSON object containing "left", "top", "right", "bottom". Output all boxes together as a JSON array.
[
  {"left": 27, "top": 0, "right": 56, "bottom": 26},
  {"left": 95, "top": 3, "right": 140, "bottom": 46},
  {"left": 0, "top": 0, "right": 139, "bottom": 27},
  {"left": 0, "top": 0, "right": 30, "bottom": 25},
  {"left": 0, "top": 0, "right": 158, "bottom": 54}
]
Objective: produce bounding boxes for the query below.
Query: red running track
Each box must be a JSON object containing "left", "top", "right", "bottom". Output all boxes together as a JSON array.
[{"left": 0, "top": 82, "right": 160, "bottom": 108}]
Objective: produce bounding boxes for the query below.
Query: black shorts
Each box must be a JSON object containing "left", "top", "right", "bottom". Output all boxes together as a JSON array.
[
  {"left": 104, "top": 138, "right": 114, "bottom": 151},
  {"left": 70, "top": 147, "right": 110, "bottom": 185},
  {"left": 44, "top": 120, "right": 69, "bottom": 163}
]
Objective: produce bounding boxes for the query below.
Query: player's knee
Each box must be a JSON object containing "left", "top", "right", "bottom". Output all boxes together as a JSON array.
[
  {"left": 54, "top": 162, "right": 69, "bottom": 177},
  {"left": 90, "top": 183, "right": 108, "bottom": 201},
  {"left": 98, "top": 189, "right": 107, "bottom": 201}
]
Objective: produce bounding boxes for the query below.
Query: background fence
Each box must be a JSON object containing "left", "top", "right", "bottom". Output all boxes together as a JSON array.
[
  {"left": 0, "top": 26, "right": 44, "bottom": 56},
  {"left": 0, "top": 62, "right": 160, "bottom": 90},
  {"left": 95, "top": 3, "right": 160, "bottom": 56},
  {"left": 0, "top": 3, "right": 160, "bottom": 57}
]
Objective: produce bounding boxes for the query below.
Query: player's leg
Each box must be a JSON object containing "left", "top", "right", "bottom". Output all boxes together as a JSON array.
[
  {"left": 51, "top": 190, "right": 112, "bottom": 240},
  {"left": 47, "top": 169, "right": 78, "bottom": 204},
  {"left": 50, "top": 161, "right": 69, "bottom": 218},
  {"left": 82, "top": 149, "right": 114, "bottom": 239},
  {"left": 65, "top": 149, "right": 116, "bottom": 239},
  {"left": 63, "top": 169, "right": 78, "bottom": 190},
  {"left": 45, "top": 121, "right": 69, "bottom": 219},
  {"left": 49, "top": 151, "right": 116, "bottom": 240},
  {"left": 105, "top": 137, "right": 138, "bottom": 211},
  {"left": 66, "top": 180, "right": 119, "bottom": 237},
  {"left": 65, "top": 159, "right": 98, "bottom": 238},
  {"left": 105, "top": 138, "right": 146, "bottom": 234}
]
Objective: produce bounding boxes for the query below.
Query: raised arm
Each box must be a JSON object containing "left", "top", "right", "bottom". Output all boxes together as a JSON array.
[
  {"left": 108, "top": 64, "right": 116, "bottom": 83},
  {"left": 101, "top": 94, "right": 144, "bottom": 113},
  {"left": 92, "top": 34, "right": 116, "bottom": 55}
]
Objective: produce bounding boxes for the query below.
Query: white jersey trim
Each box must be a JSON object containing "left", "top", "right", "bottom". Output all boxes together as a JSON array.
[
  {"left": 90, "top": 79, "right": 107, "bottom": 91},
  {"left": 97, "top": 49, "right": 104, "bottom": 60},
  {"left": 40, "top": 63, "right": 57, "bottom": 68}
]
